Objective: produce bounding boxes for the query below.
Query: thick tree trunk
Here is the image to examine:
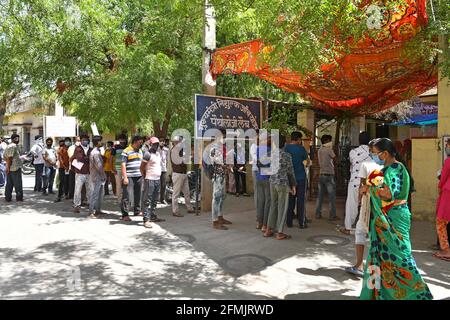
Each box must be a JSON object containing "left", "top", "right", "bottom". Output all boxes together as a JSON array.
[
  {"left": 152, "top": 111, "right": 171, "bottom": 138},
  {"left": 0, "top": 97, "right": 8, "bottom": 134},
  {"left": 0, "top": 108, "right": 5, "bottom": 134}
]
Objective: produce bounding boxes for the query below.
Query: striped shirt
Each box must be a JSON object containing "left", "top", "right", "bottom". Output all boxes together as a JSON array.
[{"left": 121, "top": 146, "right": 143, "bottom": 178}]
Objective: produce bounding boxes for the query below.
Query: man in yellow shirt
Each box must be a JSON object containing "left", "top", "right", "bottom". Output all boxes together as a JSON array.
[{"left": 103, "top": 141, "right": 116, "bottom": 196}]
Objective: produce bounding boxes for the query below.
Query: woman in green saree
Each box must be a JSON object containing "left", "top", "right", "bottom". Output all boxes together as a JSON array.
[{"left": 360, "top": 138, "right": 433, "bottom": 300}]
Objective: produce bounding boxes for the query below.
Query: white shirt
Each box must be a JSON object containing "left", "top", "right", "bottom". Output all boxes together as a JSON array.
[
  {"left": 143, "top": 151, "right": 162, "bottom": 180},
  {"left": 348, "top": 145, "right": 371, "bottom": 187},
  {"left": 358, "top": 160, "right": 383, "bottom": 181},
  {"left": 43, "top": 147, "right": 57, "bottom": 167},
  {"left": 68, "top": 145, "right": 77, "bottom": 158},
  {"left": 30, "top": 143, "right": 45, "bottom": 165}
]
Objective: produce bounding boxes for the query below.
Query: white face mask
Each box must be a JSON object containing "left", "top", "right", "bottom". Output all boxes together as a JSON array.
[{"left": 75, "top": 141, "right": 81, "bottom": 147}]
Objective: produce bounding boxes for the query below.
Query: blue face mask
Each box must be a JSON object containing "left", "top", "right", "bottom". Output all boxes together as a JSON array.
[{"left": 371, "top": 153, "right": 385, "bottom": 166}]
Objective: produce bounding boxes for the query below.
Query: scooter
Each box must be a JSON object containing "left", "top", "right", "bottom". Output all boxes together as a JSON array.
[
  {"left": 20, "top": 153, "right": 35, "bottom": 175},
  {"left": 164, "top": 170, "right": 201, "bottom": 203}
]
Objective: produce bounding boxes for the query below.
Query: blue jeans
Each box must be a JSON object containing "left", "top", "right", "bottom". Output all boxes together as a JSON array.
[
  {"left": 34, "top": 163, "right": 44, "bottom": 191},
  {"left": 43, "top": 166, "right": 56, "bottom": 193},
  {"left": 287, "top": 179, "right": 306, "bottom": 227},
  {"left": 315, "top": 174, "right": 336, "bottom": 218},
  {"left": 256, "top": 179, "right": 271, "bottom": 225},
  {"left": 143, "top": 179, "right": 160, "bottom": 221},
  {"left": 212, "top": 175, "right": 226, "bottom": 221}
]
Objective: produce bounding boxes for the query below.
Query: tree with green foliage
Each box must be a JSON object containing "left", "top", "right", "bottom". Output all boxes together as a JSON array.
[{"left": 1, "top": 0, "right": 448, "bottom": 137}]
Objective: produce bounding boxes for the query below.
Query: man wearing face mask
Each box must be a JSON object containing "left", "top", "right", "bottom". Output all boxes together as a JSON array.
[
  {"left": 42, "top": 138, "right": 57, "bottom": 196},
  {"left": 30, "top": 135, "right": 45, "bottom": 192},
  {"left": 120, "top": 135, "right": 144, "bottom": 221},
  {"left": 4, "top": 133, "right": 23, "bottom": 202},
  {"left": 55, "top": 139, "right": 70, "bottom": 202},
  {"left": 64, "top": 137, "right": 75, "bottom": 199},
  {"left": 140, "top": 137, "right": 166, "bottom": 228},
  {"left": 113, "top": 134, "right": 127, "bottom": 202},
  {"left": 315, "top": 135, "right": 338, "bottom": 221},
  {"left": 72, "top": 135, "right": 92, "bottom": 213},
  {"left": 88, "top": 135, "right": 106, "bottom": 219}
]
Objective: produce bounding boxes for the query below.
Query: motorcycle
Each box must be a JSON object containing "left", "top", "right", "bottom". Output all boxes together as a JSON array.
[
  {"left": 164, "top": 170, "right": 201, "bottom": 204},
  {"left": 20, "top": 153, "right": 35, "bottom": 175}
]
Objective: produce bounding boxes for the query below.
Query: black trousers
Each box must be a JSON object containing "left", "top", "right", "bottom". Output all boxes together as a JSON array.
[
  {"left": 234, "top": 170, "right": 247, "bottom": 194},
  {"left": 160, "top": 171, "right": 167, "bottom": 202},
  {"left": 121, "top": 176, "right": 142, "bottom": 216},
  {"left": 57, "top": 168, "right": 70, "bottom": 199},
  {"left": 34, "top": 164, "right": 44, "bottom": 192},
  {"left": 104, "top": 171, "right": 116, "bottom": 195},
  {"left": 5, "top": 169, "right": 23, "bottom": 201},
  {"left": 68, "top": 171, "right": 76, "bottom": 199}
]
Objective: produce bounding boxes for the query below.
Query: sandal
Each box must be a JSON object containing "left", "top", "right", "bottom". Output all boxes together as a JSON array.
[
  {"left": 433, "top": 252, "right": 450, "bottom": 262},
  {"left": 256, "top": 223, "right": 263, "bottom": 229},
  {"left": 276, "top": 233, "right": 292, "bottom": 240},
  {"left": 263, "top": 230, "right": 274, "bottom": 237},
  {"left": 338, "top": 227, "right": 351, "bottom": 235},
  {"left": 172, "top": 212, "right": 184, "bottom": 217}
]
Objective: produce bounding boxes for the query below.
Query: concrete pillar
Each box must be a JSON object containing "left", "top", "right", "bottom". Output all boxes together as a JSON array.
[
  {"left": 350, "top": 116, "right": 366, "bottom": 145},
  {"left": 200, "top": 0, "right": 216, "bottom": 214},
  {"left": 297, "top": 109, "right": 315, "bottom": 133}
]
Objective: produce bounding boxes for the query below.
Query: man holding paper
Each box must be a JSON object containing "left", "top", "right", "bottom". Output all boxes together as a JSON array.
[{"left": 73, "top": 135, "right": 92, "bottom": 213}]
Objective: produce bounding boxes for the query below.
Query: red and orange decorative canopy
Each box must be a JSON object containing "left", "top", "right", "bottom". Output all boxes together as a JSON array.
[{"left": 211, "top": 0, "right": 437, "bottom": 116}]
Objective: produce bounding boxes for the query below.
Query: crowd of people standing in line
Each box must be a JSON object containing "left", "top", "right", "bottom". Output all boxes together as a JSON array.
[
  {"left": 205, "top": 129, "right": 337, "bottom": 239},
  {"left": 1, "top": 128, "right": 448, "bottom": 300},
  {"left": 205, "top": 129, "right": 437, "bottom": 299},
  {"left": 0, "top": 133, "right": 196, "bottom": 229}
]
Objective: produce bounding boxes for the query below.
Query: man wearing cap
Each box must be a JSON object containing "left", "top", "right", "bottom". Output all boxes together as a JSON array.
[
  {"left": 140, "top": 136, "right": 165, "bottom": 228},
  {"left": 4, "top": 133, "right": 23, "bottom": 202},
  {"left": 170, "top": 136, "right": 195, "bottom": 217}
]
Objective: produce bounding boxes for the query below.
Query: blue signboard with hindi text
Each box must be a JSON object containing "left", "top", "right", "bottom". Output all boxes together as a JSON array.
[{"left": 195, "top": 94, "right": 263, "bottom": 139}]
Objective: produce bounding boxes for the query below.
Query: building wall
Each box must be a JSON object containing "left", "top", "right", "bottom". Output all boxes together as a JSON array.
[
  {"left": 411, "top": 138, "right": 440, "bottom": 221},
  {"left": 396, "top": 126, "right": 411, "bottom": 141},
  {"left": 412, "top": 37, "right": 450, "bottom": 221},
  {"left": 4, "top": 109, "right": 44, "bottom": 152}
]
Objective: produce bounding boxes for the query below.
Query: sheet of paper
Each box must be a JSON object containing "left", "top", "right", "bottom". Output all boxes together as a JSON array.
[{"left": 71, "top": 160, "right": 84, "bottom": 171}]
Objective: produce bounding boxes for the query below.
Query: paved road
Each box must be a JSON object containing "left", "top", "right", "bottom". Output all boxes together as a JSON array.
[{"left": 1, "top": 174, "right": 449, "bottom": 300}]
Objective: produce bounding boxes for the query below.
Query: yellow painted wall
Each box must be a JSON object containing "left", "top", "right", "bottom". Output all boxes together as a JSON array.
[
  {"left": 412, "top": 36, "right": 450, "bottom": 221},
  {"left": 411, "top": 139, "right": 440, "bottom": 221}
]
